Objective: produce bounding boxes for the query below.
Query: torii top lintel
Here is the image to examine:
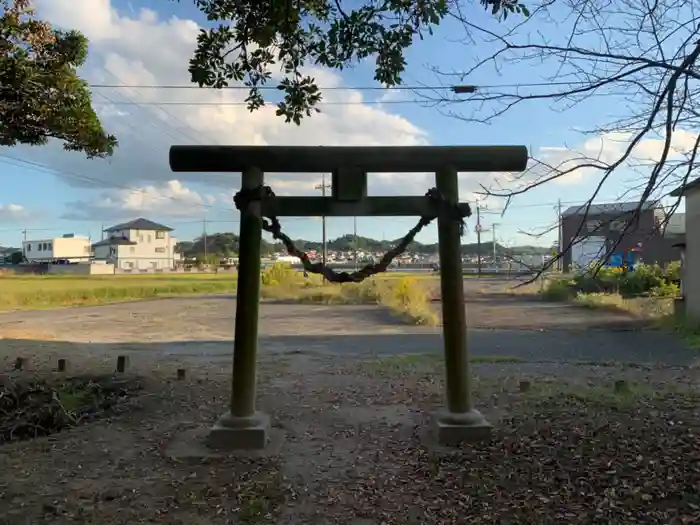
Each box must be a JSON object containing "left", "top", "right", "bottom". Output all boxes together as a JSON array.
[{"left": 169, "top": 145, "right": 528, "bottom": 173}]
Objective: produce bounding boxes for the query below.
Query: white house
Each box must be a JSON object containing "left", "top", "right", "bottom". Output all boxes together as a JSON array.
[
  {"left": 23, "top": 234, "right": 91, "bottom": 262},
  {"left": 92, "top": 218, "right": 178, "bottom": 270}
]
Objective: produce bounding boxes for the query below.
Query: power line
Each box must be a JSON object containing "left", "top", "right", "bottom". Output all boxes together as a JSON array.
[
  {"left": 0, "top": 153, "right": 647, "bottom": 215},
  {"left": 0, "top": 154, "right": 232, "bottom": 214},
  {"left": 96, "top": 100, "right": 422, "bottom": 106},
  {"left": 88, "top": 80, "right": 601, "bottom": 91},
  {"left": 91, "top": 90, "right": 628, "bottom": 108}
]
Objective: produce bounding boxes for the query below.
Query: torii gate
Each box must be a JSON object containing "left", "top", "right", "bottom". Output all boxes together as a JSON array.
[{"left": 169, "top": 145, "right": 528, "bottom": 449}]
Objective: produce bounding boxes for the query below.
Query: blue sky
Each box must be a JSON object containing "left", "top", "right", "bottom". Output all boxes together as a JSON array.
[{"left": 0, "top": 0, "right": 688, "bottom": 248}]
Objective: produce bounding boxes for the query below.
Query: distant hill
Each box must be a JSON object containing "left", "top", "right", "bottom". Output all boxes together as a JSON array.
[{"left": 175, "top": 232, "right": 550, "bottom": 258}]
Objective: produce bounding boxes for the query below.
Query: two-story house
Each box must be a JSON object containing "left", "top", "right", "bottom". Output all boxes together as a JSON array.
[{"left": 92, "top": 218, "right": 178, "bottom": 270}]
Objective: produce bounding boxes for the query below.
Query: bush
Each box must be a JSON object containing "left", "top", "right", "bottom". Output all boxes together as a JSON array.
[
  {"left": 260, "top": 263, "right": 323, "bottom": 288},
  {"left": 541, "top": 261, "right": 681, "bottom": 300},
  {"left": 620, "top": 263, "right": 665, "bottom": 295},
  {"left": 261, "top": 263, "right": 299, "bottom": 287},
  {"left": 260, "top": 267, "right": 438, "bottom": 325},
  {"left": 374, "top": 276, "right": 438, "bottom": 325},
  {"left": 648, "top": 280, "right": 679, "bottom": 297},
  {"left": 665, "top": 260, "right": 681, "bottom": 283},
  {"left": 541, "top": 279, "right": 575, "bottom": 301}
]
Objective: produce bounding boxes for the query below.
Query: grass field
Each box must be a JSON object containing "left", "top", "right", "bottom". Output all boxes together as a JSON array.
[
  {"left": 0, "top": 273, "right": 238, "bottom": 311},
  {"left": 0, "top": 270, "right": 439, "bottom": 325}
]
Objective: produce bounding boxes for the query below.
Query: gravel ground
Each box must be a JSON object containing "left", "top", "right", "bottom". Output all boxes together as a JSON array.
[{"left": 0, "top": 279, "right": 698, "bottom": 524}]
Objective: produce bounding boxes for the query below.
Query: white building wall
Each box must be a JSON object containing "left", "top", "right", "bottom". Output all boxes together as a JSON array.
[
  {"left": 53, "top": 237, "right": 91, "bottom": 261},
  {"left": 23, "top": 237, "right": 90, "bottom": 262},
  {"left": 102, "top": 228, "right": 177, "bottom": 269}
]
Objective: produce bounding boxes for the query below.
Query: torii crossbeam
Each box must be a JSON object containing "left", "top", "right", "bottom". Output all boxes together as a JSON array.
[{"left": 170, "top": 145, "right": 528, "bottom": 449}]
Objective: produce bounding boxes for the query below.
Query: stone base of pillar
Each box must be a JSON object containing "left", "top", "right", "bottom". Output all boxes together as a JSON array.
[
  {"left": 206, "top": 411, "right": 270, "bottom": 451},
  {"left": 432, "top": 408, "right": 492, "bottom": 446},
  {"left": 674, "top": 296, "right": 686, "bottom": 318}
]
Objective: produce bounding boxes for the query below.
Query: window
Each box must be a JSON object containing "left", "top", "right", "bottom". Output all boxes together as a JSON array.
[
  {"left": 130, "top": 247, "right": 135, "bottom": 253},
  {"left": 156, "top": 231, "right": 165, "bottom": 239},
  {"left": 155, "top": 247, "right": 166, "bottom": 253},
  {"left": 138, "top": 234, "right": 144, "bottom": 242},
  {"left": 26, "top": 244, "right": 31, "bottom": 251},
  {"left": 610, "top": 219, "right": 627, "bottom": 232},
  {"left": 147, "top": 235, "right": 152, "bottom": 243},
  {"left": 47, "top": 243, "right": 52, "bottom": 250},
  {"left": 586, "top": 220, "right": 602, "bottom": 233}
]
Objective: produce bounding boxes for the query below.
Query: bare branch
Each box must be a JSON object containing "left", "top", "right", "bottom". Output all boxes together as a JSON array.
[{"left": 426, "top": 0, "right": 699, "bottom": 281}]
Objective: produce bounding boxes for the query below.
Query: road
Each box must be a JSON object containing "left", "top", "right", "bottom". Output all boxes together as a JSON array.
[{"left": 0, "top": 277, "right": 694, "bottom": 367}]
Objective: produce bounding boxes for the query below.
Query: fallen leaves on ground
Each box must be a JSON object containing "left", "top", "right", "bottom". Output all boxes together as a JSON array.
[
  {"left": 304, "top": 391, "right": 700, "bottom": 524},
  {"left": 2, "top": 360, "right": 700, "bottom": 525}
]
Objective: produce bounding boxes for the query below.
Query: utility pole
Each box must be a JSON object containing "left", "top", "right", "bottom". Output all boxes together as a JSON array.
[
  {"left": 100, "top": 223, "right": 104, "bottom": 241},
  {"left": 203, "top": 218, "right": 208, "bottom": 259},
  {"left": 476, "top": 203, "right": 482, "bottom": 277},
  {"left": 491, "top": 222, "right": 499, "bottom": 264},
  {"left": 557, "top": 198, "right": 563, "bottom": 272},
  {"left": 315, "top": 174, "right": 331, "bottom": 275},
  {"left": 353, "top": 215, "right": 358, "bottom": 270}
]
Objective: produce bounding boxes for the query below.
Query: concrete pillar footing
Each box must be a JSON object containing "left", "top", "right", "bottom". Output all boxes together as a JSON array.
[
  {"left": 432, "top": 408, "right": 492, "bottom": 446},
  {"left": 206, "top": 411, "right": 270, "bottom": 451}
]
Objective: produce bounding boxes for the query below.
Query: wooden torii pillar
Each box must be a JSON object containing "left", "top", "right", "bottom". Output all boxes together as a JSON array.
[{"left": 170, "top": 145, "right": 528, "bottom": 449}]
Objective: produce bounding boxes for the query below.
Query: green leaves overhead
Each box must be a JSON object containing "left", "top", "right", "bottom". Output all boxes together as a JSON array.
[
  {"left": 0, "top": 0, "right": 117, "bottom": 158},
  {"left": 186, "top": 0, "right": 528, "bottom": 124}
]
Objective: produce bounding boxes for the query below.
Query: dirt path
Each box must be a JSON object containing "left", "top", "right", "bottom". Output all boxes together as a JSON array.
[{"left": 0, "top": 276, "right": 693, "bottom": 367}]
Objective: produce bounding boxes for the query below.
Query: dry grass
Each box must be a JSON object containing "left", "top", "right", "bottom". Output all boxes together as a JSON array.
[
  {"left": 571, "top": 291, "right": 675, "bottom": 319},
  {"left": 260, "top": 264, "right": 439, "bottom": 325},
  {"left": 0, "top": 266, "right": 439, "bottom": 325}
]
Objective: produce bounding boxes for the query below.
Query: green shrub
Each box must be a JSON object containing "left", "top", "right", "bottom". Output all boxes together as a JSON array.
[
  {"left": 541, "top": 279, "right": 575, "bottom": 301},
  {"left": 619, "top": 263, "right": 665, "bottom": 295},
  {"left": 648, "top": 281, "right": 679, "bottom": 297},
  {"left": 545, "top": 261, "right": 682, "bottom": 300},
  {"left": 665, "top": 260, "right": 681, "bottom": 282}
]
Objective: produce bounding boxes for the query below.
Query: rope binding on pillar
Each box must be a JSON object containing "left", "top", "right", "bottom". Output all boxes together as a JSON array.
[{"left": 233, "top": 184, "right": 470, "bottom": 284}]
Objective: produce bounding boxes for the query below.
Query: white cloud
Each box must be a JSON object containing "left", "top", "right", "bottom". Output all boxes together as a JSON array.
[
  {"left": 0, "top": 204, "right": 27, "bottom": 221},
  {"left": 20, "top": 0, "right": 520, "bottom": 220},
  {"left": 61, "top": 180, "right": 216, "bottom": 221},
  {"left": 534, "top": 129, "right": 699, "bottom": 186}
]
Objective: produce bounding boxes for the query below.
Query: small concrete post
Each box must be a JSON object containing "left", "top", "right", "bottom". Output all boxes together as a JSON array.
[
  {"left": 207, "top": 166, "right": 270, "bottom": 450},
  {"left": 433, "top": 167, "right": 492, "bottom": 445},
  {"left": 116, "top": 355, "right": 128, "bottom": 373}
]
